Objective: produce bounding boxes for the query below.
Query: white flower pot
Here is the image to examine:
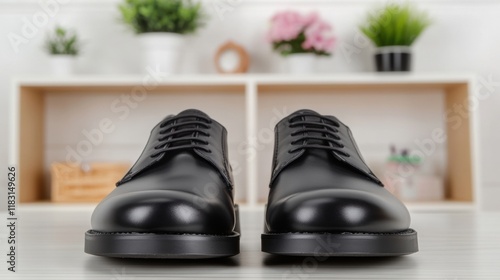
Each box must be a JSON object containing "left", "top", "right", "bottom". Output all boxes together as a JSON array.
[
  {"left": 138, "top": 33, "right": 185, "bottom": 74},
  {"left": 49, "top": 55, "right": 77, "bottom": 76},
  {"left": 286, "top": 53, "right": 317, "bottom": 74}
]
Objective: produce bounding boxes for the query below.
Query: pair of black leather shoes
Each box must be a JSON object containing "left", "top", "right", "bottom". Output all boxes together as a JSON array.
[{"left": 85, "top": 109, "right": 418, "bottom": 258}]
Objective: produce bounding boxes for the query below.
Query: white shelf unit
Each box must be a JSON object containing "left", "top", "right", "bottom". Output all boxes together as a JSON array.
[{"left": 10, "top": 73, "right": 481, "bottom": 211}]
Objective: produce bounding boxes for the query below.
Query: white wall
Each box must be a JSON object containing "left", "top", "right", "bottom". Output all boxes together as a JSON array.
[{"left": 1, "top": 0, "right": 500, "bottom": 209}]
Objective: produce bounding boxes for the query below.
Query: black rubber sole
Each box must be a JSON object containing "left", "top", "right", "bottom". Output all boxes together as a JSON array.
[
  {"left": 85, "top": 206, "right": 240, "bottom": 259},
  {"left": 262, "top": 229, "right": 418, "bottom": 256}
]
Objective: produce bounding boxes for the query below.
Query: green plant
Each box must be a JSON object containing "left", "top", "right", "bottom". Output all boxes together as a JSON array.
[
  {"left": 360, "top": 3, "right": 431, "bottom": 47},
  {"left": 45, "top": 26, "right": 80, "bottom": 55},
  {"left": 119, "top": 0, "right": 205, "bottom": 34}
]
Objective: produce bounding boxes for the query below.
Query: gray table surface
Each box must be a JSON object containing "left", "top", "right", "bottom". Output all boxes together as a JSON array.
[{"left": 1, "top": 205, "right": 499, "bottom": 279}]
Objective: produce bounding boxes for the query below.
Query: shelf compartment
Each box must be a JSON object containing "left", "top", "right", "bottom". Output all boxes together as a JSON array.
[{"left": 11, "top": 74, "right": 480, "bottom": 210}]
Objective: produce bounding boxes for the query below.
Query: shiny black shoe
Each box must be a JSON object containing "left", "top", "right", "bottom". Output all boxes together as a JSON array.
[
  {"left": 262, "top": 109, "right": 418, "bottom": 256},
  {"left": 85, "top": 109, "right": 239, "bottom": 259}
]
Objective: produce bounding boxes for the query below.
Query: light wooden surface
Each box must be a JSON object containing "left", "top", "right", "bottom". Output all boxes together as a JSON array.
[
  {"left": 19, "top": 87, "right": 45, "bottom": 202},
  {"left": 1, "top": 205, "right": 499, "bottom": 279},
  {"left": 445, "top": 84, "right": 474, "bottom": 201}
]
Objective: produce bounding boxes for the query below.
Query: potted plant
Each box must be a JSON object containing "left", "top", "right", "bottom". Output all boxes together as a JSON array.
[
  {"left": 268, "top": 11, "right": 336, "bottom": 74},
  {"left": 119, "top": 0, "right": 205, "bottom": 74},
  {"left": 45, "top": 26, "right": 81, "bottom": 76},
  {"left": 360, "top": 3, "right": 431, "bottom": 72}
]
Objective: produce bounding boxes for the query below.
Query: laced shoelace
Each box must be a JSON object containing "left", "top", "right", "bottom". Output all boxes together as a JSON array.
[
  {"left": 288, "top": 114, "right": 351, "bottom": 157},
  {"left": 150, "top": 115, "right": 212, "bottom": 158}
]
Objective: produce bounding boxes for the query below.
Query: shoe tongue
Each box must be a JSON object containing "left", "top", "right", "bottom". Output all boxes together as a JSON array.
[
  {"left": 175, "top": 109, "right": 210, "bottom": 131},
  {"left": 164, "top": 109, "right": 210, "bottom": 148},
  {"left": 177, "top": 109, "right": 210, "bottom": 119},
  {"left": 160, "top": 109, "right": 210, "bottom": 131},
  {"left": 289, "top": 109, "right": 321, "bottom": 119}
]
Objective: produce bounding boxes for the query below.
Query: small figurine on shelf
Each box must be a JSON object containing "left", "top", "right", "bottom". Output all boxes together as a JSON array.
[{"left": 383, "top": 145, "right": 444, "bottom": 202}]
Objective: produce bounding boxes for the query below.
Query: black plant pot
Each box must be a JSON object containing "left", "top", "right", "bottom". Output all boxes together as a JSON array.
[{"left": 375, "top": 46, "right": 412, "bottom": 72}]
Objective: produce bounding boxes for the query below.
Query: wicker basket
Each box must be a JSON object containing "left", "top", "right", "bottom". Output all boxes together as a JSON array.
[{"left": 51, "top": 162, "right": 129, "bottom": 202}]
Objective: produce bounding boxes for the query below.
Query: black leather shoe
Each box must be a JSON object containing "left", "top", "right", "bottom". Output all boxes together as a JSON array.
[
  {"left": 85, "top": 109, "right": 240, "bottom": 258},
  {"left": 262, "top": 109, "right": 418, "bottom": 256}
]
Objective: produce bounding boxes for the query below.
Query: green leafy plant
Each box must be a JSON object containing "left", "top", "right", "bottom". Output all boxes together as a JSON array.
[
  {"left": 119, "top": 0, "right": 205, "bottom": 34},
  {"left": 360, "top": 3, "right": 431, "bottom": 47},
  {"left": 45, "top": 26, "right": 80, "bottom": 55}
]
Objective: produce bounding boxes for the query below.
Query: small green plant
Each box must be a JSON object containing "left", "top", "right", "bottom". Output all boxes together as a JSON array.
[
  {"left": 45, "top": 26, "right": 80, "bottom": 55},
  {"left": 360, "top": 3, "right": 431, "bottom": 47},
  {"left": 119, "top": 0, "right": 205, "bottom": 34}
]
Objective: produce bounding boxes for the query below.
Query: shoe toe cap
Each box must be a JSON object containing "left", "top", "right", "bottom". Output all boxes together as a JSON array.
[
  {"left": 266, "top": 189, "right": 410, "bottom": 233},
  {"left": 91, "top": 190, "right": 234, "bottom": 234}
]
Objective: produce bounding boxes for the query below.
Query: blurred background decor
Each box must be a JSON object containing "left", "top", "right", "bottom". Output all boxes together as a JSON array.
[
  {"left": 360, "top": 3, "right": 431, "bottom": 72},
  {"left": 383, "top": 145, "right": 444, "bottom": 202},
  {"left": 2, "top": 0, "right": 500, "bottom": 211},
  {"left": 267, "top": 10, "right": 336, "bottom": 74},
  {"left": 51, "top": 162, "right": 129, "bottom": 203},
  {"left": 214, "top": 41, "right": 250, "bottom": 74},
  {"left": 3, "top": 0, "right": 500, "bottom": 275},
  {"left": 119, "top": 0, "right": 205, "bottom": 73},
  {"left": 44, "top": 26, "right": 81, "bottom": 76}
]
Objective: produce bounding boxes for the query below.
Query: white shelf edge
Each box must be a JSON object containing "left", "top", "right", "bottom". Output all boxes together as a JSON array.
[
  {"left": 245, "top": 80, "right": 259, "bottom": 207},
  {"left": 12, "top": 73, "right": 477, "bottom": 87}
]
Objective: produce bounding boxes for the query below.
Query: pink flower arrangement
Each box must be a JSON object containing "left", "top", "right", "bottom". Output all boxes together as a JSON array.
[{"left": 268, "top": 10, "right": 336, "bottom": 56}]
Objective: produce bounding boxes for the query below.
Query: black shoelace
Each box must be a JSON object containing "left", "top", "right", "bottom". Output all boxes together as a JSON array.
[
  {"left": 150, "top": 115, "right": 212, "bottom": 158},
  {"left": 288, "top": 114, "right": 350, "bottom": 157}
]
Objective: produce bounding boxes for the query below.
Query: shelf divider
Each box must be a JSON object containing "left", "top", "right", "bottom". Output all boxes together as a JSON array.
[{"left": 245, "top": 80, "right": 258, "bottom": 207}]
